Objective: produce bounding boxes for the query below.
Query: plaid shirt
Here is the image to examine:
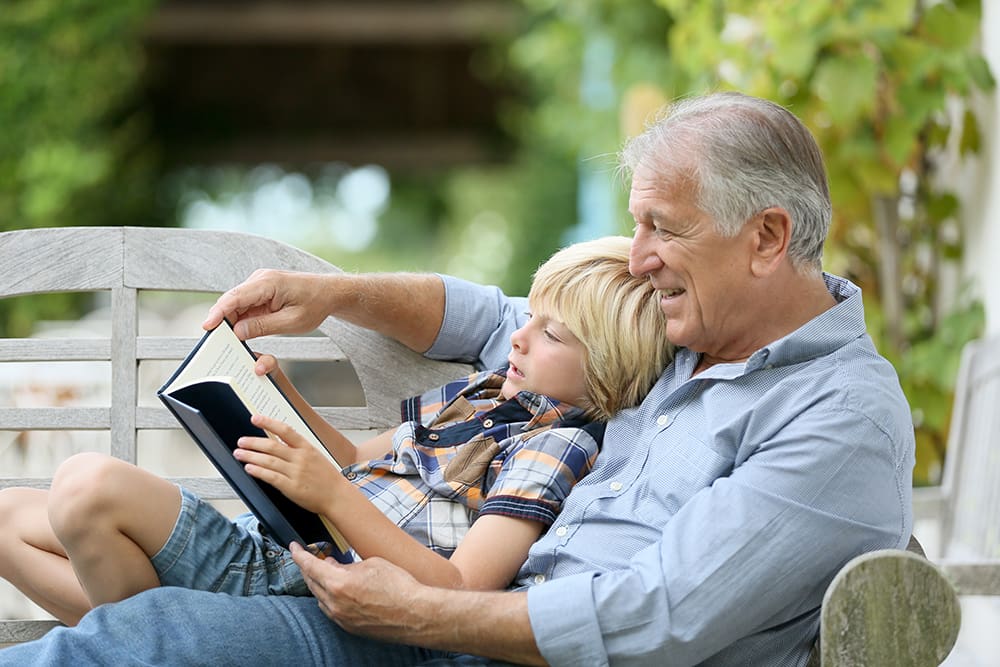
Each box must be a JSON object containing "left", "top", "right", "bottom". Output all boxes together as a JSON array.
[{"left": 343, "top": 368, "right": 603, "bottom": 557}]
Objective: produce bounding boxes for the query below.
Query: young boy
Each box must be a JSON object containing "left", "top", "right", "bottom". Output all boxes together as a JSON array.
[{"left": 0, "top": 236, "right": 673, "bottom": 625}]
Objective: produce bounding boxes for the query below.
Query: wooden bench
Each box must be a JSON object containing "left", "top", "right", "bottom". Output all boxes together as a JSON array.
[
  {"left": 0, "top": 226, "right": 993, "bottom": 665},
  {"left": 809, "top": 333, "right": 1000, "bottom": 666},
  {"left": 0, "top": 226, "right": 469, "bottom": 643}
]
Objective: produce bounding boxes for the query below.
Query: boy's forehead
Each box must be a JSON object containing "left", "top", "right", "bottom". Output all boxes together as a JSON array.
[{"left": 526, "top": 294, "right": 562, "bottom": 321}]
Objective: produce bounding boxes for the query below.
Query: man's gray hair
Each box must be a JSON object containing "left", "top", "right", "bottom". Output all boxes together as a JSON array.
[{"left": 620, "top": 92, "right": 832, "bottom": 272}]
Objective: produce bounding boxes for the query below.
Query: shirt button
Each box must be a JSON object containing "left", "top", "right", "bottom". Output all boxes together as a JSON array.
[
  {"left": 428, "top": 433, "right": 440, "bottom": 441},
  {"left": 345, "top": 471, "right": 358, "bottom": 481},
  {"left": 609, "top": 481, "right": 623, "bottom": 492},
  {"left": 555, "top": 525, "right": 568, "bottom": 537},
  {"left": 656, "top": 414, "right": 669, "bottom": 426},
  {"left": 482, "top": 418, "right": 494, "bottom": 428},
  {"left": 533, "top": 574, "right": 546, "bottom": 584}
]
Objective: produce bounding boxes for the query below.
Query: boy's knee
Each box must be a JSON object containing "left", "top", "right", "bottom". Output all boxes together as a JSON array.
[{"left": 48, "top": 453, "right": 126, "bottom": 538}]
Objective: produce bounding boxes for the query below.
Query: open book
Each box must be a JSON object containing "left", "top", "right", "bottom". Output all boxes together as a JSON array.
[{"left": 157, "top": 319, "right": 354, "bottom": 563}]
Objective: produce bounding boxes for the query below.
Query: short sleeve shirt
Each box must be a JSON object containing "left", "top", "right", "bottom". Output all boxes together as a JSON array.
[{"left": 343, "top": 368, "right": 603, "bottom": 556}]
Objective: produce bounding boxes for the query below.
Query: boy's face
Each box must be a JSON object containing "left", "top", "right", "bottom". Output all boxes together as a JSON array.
[{"left": 501, "top": 308, "right": 588, "bottom": 408}]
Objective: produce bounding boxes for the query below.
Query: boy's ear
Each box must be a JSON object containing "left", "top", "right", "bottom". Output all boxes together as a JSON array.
[{"left": 749, "top": 208, "right": 791, "bottom": 277}]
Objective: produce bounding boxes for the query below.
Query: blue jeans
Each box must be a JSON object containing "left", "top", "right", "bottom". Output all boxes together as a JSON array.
[
  {"left": 0, "top": 587, "right": 455, "bottom": 666},
  {"left": 152, "top": 486, "right": 310, "bottom": 597}
]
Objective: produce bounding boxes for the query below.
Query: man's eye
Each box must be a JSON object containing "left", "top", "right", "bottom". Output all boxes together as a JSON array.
[{"left": 655, "top": 227, "right": 673, "bottom": 240}]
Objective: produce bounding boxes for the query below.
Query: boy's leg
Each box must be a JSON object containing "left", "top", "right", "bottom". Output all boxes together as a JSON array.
[
  {"left": 47, "top": 452, "right": 182, "bottom": 608},
  {"left": 0, "top": 488, "right": 90, "bottom": 624}
]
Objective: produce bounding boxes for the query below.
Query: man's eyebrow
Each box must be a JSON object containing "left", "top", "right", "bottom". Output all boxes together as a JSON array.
[{"left": 633, "top": 206, "right": 672, "bottom": 223}]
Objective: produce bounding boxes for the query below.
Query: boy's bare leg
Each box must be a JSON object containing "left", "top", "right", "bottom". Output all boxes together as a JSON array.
[
  {"left": 47, "top": 453, "right": 182, "bottom": 609},
  {"left": 0, "top": 488, "right": 91, "bottom": 625}
]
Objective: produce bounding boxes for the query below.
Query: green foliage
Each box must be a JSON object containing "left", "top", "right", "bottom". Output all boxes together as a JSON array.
[
  {"left": 505, "top": 0, "right": 993, "bottom": 484},
  {"left": 0, "top": 0, "right": 162, "bottom": 336}
]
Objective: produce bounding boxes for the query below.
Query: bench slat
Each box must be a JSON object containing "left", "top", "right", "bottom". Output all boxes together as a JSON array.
[{"left": 0, "top": 620, "right": 62, "bottom": 645}]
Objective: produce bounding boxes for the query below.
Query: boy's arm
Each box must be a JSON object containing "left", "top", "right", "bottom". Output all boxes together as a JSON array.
[
  {"left": 238, "top": 416, "right": 542, "bottom": 590},
  {"left": 321, "top": 482, "right": 543, "bottom": 590}
]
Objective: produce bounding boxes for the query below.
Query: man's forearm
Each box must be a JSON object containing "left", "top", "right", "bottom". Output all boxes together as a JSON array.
[
  {"left": 392, "top": 586, "right": 545, "bottom": 665},
  {"left": 291, "top": 550, "right": 546, "bottom": 665},
  {"left": 326, "top": 273, "right": 445, "bottom": 353}
]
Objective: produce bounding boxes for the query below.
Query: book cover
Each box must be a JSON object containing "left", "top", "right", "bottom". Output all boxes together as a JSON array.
[{"left": 157, "top": 320, "right": 354, "bottom": 563}]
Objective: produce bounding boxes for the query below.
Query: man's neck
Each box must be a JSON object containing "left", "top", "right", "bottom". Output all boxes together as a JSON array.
[{"left": 693, "top": 273, "right": 837, "bottom": 375}]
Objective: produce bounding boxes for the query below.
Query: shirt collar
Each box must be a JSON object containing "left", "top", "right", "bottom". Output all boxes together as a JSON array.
[{"left": 676, "top": 273, "right": 868, "bottom": 378}]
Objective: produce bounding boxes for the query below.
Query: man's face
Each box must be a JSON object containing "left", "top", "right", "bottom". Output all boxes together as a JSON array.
[{"left": 627, "top": 164, "right": 756, "bottom": 362}]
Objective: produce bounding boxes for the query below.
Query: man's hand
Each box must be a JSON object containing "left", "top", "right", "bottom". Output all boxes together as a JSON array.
[
  {"left": 203, "top": 269, "right": 334, "bottom": 340},
  {"left": 290, "top": 544, "right": 432, "bottom": 642},
  {"left": 289, "top": 544, "right": 545, "bottom": 664},
  {"left": 205, "top": 268, "right": 446, "bottom": 352}
]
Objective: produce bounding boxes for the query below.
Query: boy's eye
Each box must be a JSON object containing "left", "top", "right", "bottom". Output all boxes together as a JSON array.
[{"left": 543, "top": 328, "right": 562, "bottom": 343}]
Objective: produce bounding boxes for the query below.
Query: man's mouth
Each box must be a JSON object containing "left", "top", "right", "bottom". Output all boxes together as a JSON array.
[{"left": 660, "top": 288, "right": 685, "bottom": 298}]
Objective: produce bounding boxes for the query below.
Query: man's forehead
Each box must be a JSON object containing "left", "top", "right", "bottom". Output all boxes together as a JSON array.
[{"left": 628, "top": 167, "right": 697, "bottom": 212}]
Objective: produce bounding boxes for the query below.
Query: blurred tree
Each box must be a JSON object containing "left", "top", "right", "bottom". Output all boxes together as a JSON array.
[
  {"left": 0, "top": 0, "right": 163, "bottom": 336},
  {"left": 492, "top": 0, "right": 992, "bottom": 484}
]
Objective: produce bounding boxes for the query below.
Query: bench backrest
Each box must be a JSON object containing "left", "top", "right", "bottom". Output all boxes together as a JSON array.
[
  {"left": 0, "top": 226, "right": 470, "bottom": 642},
  {"left": 936, "top": 336, "right": 1000, "bottom": 561}
]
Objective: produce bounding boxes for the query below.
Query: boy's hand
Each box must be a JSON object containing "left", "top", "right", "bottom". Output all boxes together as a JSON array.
[{"left": 234, "top": 414, "right": 342, "bottom": 513}]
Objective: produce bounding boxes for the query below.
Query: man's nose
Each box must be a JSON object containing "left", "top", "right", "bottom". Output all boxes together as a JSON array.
[{"left": 629, "top": 234, "right": 661, "bottom": 277}]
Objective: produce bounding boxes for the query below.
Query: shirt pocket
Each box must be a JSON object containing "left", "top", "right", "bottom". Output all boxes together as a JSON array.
[{"left": 634, "top": 433, "right": 732, "bottom": 528}]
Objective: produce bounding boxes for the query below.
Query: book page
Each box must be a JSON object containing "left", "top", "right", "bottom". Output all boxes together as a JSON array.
[{"left": 165, "top": 322, "right": 339, "bottom": 469}]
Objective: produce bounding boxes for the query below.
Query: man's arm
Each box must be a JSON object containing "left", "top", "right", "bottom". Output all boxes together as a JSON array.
[
  {"left": 204, "top": 269, "right": 445, "bottom": 353},
  {"left": 290, "top": 546, "right": 546, "bottom": 665}
]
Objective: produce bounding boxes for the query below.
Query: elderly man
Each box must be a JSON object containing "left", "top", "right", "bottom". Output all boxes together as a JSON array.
[{"left": 0, "top": 92, "right": 913, "bottom": 666}]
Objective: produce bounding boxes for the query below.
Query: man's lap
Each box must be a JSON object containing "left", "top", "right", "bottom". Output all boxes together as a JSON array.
[{"left": 0, "top": 587, "right": 446, "bottom": 666}]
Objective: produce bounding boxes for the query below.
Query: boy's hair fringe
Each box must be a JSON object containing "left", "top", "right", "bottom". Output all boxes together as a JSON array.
[{"left": 529, "top": 236, "right": 674, "bottom": 421}]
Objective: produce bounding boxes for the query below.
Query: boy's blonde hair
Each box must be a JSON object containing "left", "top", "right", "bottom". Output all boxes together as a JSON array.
[{"left": 528, "top": 236, "right": 673, "bottom": 421}]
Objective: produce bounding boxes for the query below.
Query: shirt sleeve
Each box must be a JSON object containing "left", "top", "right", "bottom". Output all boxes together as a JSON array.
[
  {"left": 527, "top": 404, "right": 914, "bottom": 666},
  {"left": 425, "top": 274, "right": 528, "bottom": 370},
  {"left": 480, "top": 427, "right": 599, "bottom": 527}
]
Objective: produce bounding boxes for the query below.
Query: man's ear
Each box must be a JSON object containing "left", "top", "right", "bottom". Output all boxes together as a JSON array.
[{"left": 749, "top": 208, "right": 791, "bottom": 277}]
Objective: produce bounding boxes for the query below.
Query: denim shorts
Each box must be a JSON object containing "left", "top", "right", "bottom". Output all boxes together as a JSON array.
[{"left": 150, "top": 486, "right": 310, "bottom": 597}]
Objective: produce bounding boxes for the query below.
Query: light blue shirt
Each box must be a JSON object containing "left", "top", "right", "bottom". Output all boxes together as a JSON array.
[{"left": 427, "top": 273, "right": 915, "bottom": 667}]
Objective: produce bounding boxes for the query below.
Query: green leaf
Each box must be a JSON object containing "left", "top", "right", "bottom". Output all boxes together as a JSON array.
[
  {"left": 926, "top": 192, "right": 959, "bottom": 222},
  {"left": 811, "top": 52, "right": 878, "bottom": 126},
  {"left": 919, "top": 2, "right": 978, "bottom": 49},
  {"left": 959, "top": 109, "right": 982, "bottom": 156},
  {"left": 882, "top": 115, "right": 920, "bottom": 166},
  {"left": 965, "top": 54, "right": 996, "bottom": 91}
]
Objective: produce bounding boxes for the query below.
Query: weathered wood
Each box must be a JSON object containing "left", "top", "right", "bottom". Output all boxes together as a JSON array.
[
  {"left": 0, "top": 339, "right": 111, "bottom": 362},
  {"left": 0, "top": 620, "right": 62, "bottom": 645},
  {"left": 0, "top": 407, "right": 111, "bottom": 430},
  {"left": 940, "top": 562, "right": 1000, "bottom": 596},
  {"left": 0, "top": 226, "right": 473, "bottom": 642},
  {"left": 934, "top": 337, "right": 1000, "bottom": 560},
  {"left": 137, "top": 336, "right": 348, "bottom": 361},
  {"left": 0, "top": 227, "right": 123, "bottom": 295},
  {"left": 109, "top": 287, "right": 138, "bottom": 462},
  {"left": 820, "top": 550, "right": 960, "bottom": 667}
]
